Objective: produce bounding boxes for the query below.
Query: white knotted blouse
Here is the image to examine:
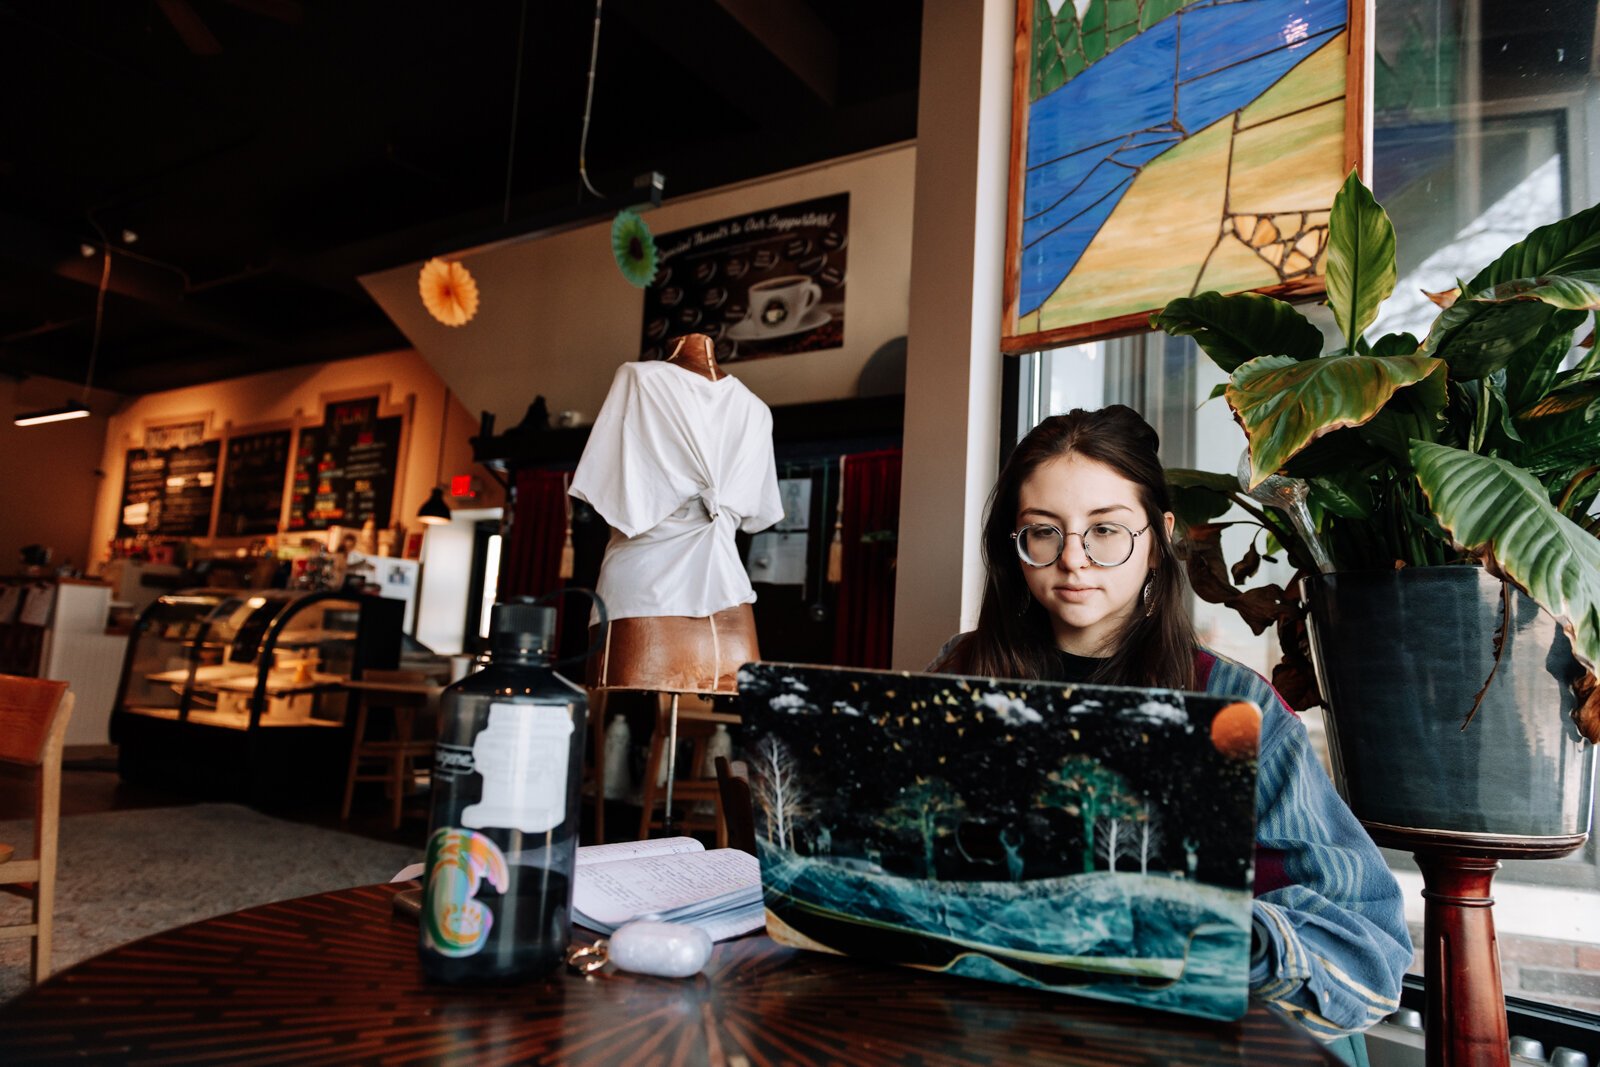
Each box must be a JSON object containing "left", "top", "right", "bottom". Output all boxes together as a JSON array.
[{"left": 570, "top": 360, "right": 784, "bottom": 623}]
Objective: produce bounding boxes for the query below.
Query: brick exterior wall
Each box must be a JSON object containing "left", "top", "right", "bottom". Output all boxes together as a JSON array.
[{"left": 1408, "top": 923, "right": 1600, "bottom": 1016}]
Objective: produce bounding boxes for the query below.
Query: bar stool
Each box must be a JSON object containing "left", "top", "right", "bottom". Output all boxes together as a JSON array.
[{"left": 341, "top": 669, "right": 438, "bottom": 830}]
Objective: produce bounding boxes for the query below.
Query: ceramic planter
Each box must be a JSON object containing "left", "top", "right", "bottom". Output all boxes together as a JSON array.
[{"left": 1304, "top": 567, "right": 1595, "bottom": 844}]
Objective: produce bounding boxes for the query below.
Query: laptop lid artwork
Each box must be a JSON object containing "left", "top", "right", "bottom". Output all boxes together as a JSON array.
[{"left": 734, "top": 662, "right": 1263, "bottom": 1023}]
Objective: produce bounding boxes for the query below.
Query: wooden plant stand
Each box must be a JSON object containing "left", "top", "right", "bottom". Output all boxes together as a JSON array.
[{"left": 1364, "top": 824, "right": 1588, "bottom": 1067}]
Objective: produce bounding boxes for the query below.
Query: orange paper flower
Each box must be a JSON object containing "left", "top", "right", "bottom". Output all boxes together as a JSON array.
[{"left": 418, "top": 258, "right": 480, "bottom": 326}]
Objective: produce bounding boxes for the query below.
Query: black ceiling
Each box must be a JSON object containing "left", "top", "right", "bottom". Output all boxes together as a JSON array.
[{"left": 0, "top": 0, "right": 922, "bottom": 395}]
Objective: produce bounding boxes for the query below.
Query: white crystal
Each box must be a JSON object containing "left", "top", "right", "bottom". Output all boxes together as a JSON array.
[{"left": 607, "top": 921, "right": 712, "bottom": 978}]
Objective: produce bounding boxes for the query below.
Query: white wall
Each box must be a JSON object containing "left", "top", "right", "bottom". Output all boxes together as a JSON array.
[
  {"left": 414, "top": 507, "right": 500, "bottom": 655},
  {"left": 358, "top": 144, "right": 916, "bottom": 426},
  {"left": 1, "top": 376, "right": 121, "bottom": 573}
]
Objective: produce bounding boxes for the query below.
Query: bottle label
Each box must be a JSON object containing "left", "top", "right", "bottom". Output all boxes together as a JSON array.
[
  {"left": 422, "top": 828, "right": 509, "bottom": 958},
  {"left": 461, "top": 702, "right": 574, "bottom": 834},
  {"left": 435, "top": 743, "right": 475, "bottom": 777}
]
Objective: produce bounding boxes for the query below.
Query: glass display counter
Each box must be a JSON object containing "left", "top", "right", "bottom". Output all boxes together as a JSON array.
[{"left": 112, "top": 588, "right": 403, "bottom": 803}]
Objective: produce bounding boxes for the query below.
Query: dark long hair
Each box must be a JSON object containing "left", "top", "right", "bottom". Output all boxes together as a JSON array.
[{"left": 934, "top": 405, "right": 1196, "bottom": 689}]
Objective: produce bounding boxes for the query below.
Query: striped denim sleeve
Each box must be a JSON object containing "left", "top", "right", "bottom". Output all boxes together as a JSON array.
[{"left": 1206, "top": 653, "right": 1413, "bottom": 1039}]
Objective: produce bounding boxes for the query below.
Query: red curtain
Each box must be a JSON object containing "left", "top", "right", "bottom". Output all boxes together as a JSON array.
[
  {"left": 832, "top": 448, "right": 902, "bottom": 669},
  {"left": 499, "top": 469, "right": 570, "bottom": 600}
]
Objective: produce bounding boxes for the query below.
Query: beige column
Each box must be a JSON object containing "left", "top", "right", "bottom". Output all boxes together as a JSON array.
[{"left": 891, "top": 0, "right": 1015, "bottom": 668}]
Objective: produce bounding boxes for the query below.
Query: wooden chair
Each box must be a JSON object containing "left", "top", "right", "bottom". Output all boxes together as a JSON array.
[
  {"left": 341, "top": 670, "right": 437, "bottom": 830},
  {"left": 0, "top": 675, "right": 73, "bottom": 985},
  {"left": 713, "top": 756, "right": 757, "bottom": 855},
  {"left": 637, "top": 694, "right": 740, "bottom": 846}
]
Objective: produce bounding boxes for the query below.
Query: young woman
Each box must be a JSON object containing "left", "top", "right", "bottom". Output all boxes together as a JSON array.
[{"left": 933, "top": 406, "right": 1411, "bottom": 1051}]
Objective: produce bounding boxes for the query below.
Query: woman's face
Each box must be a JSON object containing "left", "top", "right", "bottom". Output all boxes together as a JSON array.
[{"left": 1014, "top": 453, "right": 1172, "bottom": 656}]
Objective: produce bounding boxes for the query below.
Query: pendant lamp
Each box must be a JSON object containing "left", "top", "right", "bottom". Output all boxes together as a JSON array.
[{"left": 417, "top": 487, "right": 452, "bottom": 525}]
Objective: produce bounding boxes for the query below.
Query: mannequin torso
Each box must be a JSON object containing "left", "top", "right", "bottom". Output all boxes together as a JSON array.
[{"left": 665, "top": 333, "right": 720, "bottom": 381}]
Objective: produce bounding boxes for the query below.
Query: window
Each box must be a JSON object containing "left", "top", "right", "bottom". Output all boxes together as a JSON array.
[{"left": 1012, "top": 0, "right": 1600, "bottom": 1013}]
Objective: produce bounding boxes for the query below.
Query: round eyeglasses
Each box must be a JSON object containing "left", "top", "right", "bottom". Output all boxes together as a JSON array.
[{"left": 1011, "top": 521, "right": 1149, "bottom": 568}]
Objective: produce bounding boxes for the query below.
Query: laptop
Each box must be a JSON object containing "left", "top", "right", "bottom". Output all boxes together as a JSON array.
[{"left": 734, "top": 661, "right": 1262, "bottom": 1022}]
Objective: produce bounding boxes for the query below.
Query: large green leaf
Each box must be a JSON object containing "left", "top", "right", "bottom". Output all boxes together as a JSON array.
[
  {"left": 1419, "top": 298, "right": 1557, "bottom": 380},
  {"left": 1150, "top": 291, "right": 1324, "bottom": 373},
  {"left": 1467, "top": 200, "right": 1600, "bottom": 291},
  {"left": 1411, "top": 441, "right": 1600, "bottom": 674},
  {"left": 1506, "top": 309, "right": 1586, "bottom": 413},
  {"left": 1370, "top": 332, "right": 1420, "bottom": 357},
  {"left": 1229, "top": 353, "right": 1444, "bottom": 487},
  {"left": 1512, "top": 377, "right": 1600, "bottom": 477},
  {"left": 1325, "top": 171, "right": 1398, "bottom": 347},
  {"left": 1470, "top": 270, "right": 1600, "bottom": 309},
  {"left": 1166, "top": 468, "right": 1237, "bottom": 530}
]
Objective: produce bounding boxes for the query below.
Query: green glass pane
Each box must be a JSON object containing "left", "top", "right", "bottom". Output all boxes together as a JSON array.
[{"left": 1082, "top": 26, "right": 1106, "bottom": 62}]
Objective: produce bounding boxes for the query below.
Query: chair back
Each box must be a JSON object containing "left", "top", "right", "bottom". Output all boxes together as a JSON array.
[
  {"left": 0, "top": 676, "right": 71, "bottom": 767},
  {"left": 714, "top": 756, "right": 758, "bottom": 855}
]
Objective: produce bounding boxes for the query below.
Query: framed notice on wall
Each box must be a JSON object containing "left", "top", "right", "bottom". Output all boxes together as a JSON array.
[
  {"left": 641, "top": 193, "right": 849, "bottom": 364},
  {"left": 117, "top": 440, "right": 221, "bottom": 538},
  {"left": 286, "top": 398, "right": 403, "bottom": 531},
  {"left": 217, "top": 429, "right": 292, "bottom": 537}
]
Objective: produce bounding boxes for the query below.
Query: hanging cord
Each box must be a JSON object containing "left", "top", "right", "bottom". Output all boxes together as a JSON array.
[
  {"left": 81, "top": 221, "right": 114, "bottom": 405},
  {"left": 532, "top": 587, "right": 610, "bottom": 670},
  {"left": 576, "top": 0, "right": 606, "bottom": 199},
  {"left": 503, "top": 0, "right": 530, "bottom": 224}
]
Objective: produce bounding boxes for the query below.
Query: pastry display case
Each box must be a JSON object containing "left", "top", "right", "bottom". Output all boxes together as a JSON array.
[{"left": 112, "top": 588, "right": 403, "bottom": 802}]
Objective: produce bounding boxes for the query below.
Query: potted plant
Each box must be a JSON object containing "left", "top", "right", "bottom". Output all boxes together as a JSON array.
[{"left": 1150, "top": 172, "right": 1599, "bottom": 844}]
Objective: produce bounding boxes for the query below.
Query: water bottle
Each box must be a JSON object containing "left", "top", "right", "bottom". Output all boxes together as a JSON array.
[{"left": 419, "top": 599, "right": 587, "bottom": 984}]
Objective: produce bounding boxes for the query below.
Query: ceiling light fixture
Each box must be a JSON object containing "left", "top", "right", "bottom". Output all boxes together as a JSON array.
[
  {"left": 417, "top": 487, "right": 453, "bottom": 525},
  {"left": 14, "top": 403, "right": 91, "bottom": 426},
  {"left": 16, "top": 234, "right": 111, "bottom": 428}
]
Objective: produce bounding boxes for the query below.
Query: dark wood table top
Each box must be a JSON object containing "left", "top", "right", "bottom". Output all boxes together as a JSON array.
[{"left": 0, "top": 884, "right": 1341, "bottom": 1066}]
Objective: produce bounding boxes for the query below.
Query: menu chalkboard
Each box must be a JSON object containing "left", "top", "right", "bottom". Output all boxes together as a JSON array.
[
  {"left": 217, "top": 430, "right": 291, "bottom": 537},
  {"left": 286, "top": 410, "right": 402, "bottom": 531},
  {"left": 117, "top": 440, "right": 221, "bottom": 538}
]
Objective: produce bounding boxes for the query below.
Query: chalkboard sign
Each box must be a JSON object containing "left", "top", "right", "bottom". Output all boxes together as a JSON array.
[
  {"left": 217, "top": 429, "right": 291, "bottom": 537},
  {"left": 117, "top": 440, "right": 221, "bottom": 538},
  {"left": 286, "top": 409, "right": 402, "bottom": 531}
]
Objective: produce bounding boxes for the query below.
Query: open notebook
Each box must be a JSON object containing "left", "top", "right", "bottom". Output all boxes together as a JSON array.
[{"left": 736, "top": 661, "right": 1263, "bottom": 1022}]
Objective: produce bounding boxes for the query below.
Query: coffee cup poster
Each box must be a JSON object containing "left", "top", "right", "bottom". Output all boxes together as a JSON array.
[{"left": 640, "top": 193, "right": 848, "bottom": 363}]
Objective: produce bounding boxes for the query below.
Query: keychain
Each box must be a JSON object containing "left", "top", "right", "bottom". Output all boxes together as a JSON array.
[{"left": 564, "top": 921, "right": 713, "bottom": 978}]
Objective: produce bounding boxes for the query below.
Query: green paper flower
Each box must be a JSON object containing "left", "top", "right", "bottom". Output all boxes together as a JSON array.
[{"left": 611, "top": 209, "right": 659, "bottom": 288}]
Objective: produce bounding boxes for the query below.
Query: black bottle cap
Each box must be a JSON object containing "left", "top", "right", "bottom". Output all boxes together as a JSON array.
[{"left": 489, "top": 598, "right": 557, "bottom": 656}]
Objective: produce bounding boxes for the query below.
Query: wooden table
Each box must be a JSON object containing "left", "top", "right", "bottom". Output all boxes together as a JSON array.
[{"left": 0, "top": 885, "right": 1343, "bottom": 1065}]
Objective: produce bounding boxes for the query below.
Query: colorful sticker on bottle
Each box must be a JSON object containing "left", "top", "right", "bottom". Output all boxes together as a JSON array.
[
  {"left": 462, "top": 703, "right": 574, "bottom": 834},
  {"left": 422, "top": 827, "right": 509, "bottom": 958}
]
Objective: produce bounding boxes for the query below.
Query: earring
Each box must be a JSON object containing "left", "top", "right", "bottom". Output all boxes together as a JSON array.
[
  {"left": 1142, "top": 572, "right": 1156, "bottom": 617},
  {"left": 1019, "top": 590, "right": 1033, "bottom": 616}
]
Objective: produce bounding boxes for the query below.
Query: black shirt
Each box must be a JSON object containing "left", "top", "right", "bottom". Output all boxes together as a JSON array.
[{"left": 1056, "top": 650, "right": 1108, "bottom": 683}]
